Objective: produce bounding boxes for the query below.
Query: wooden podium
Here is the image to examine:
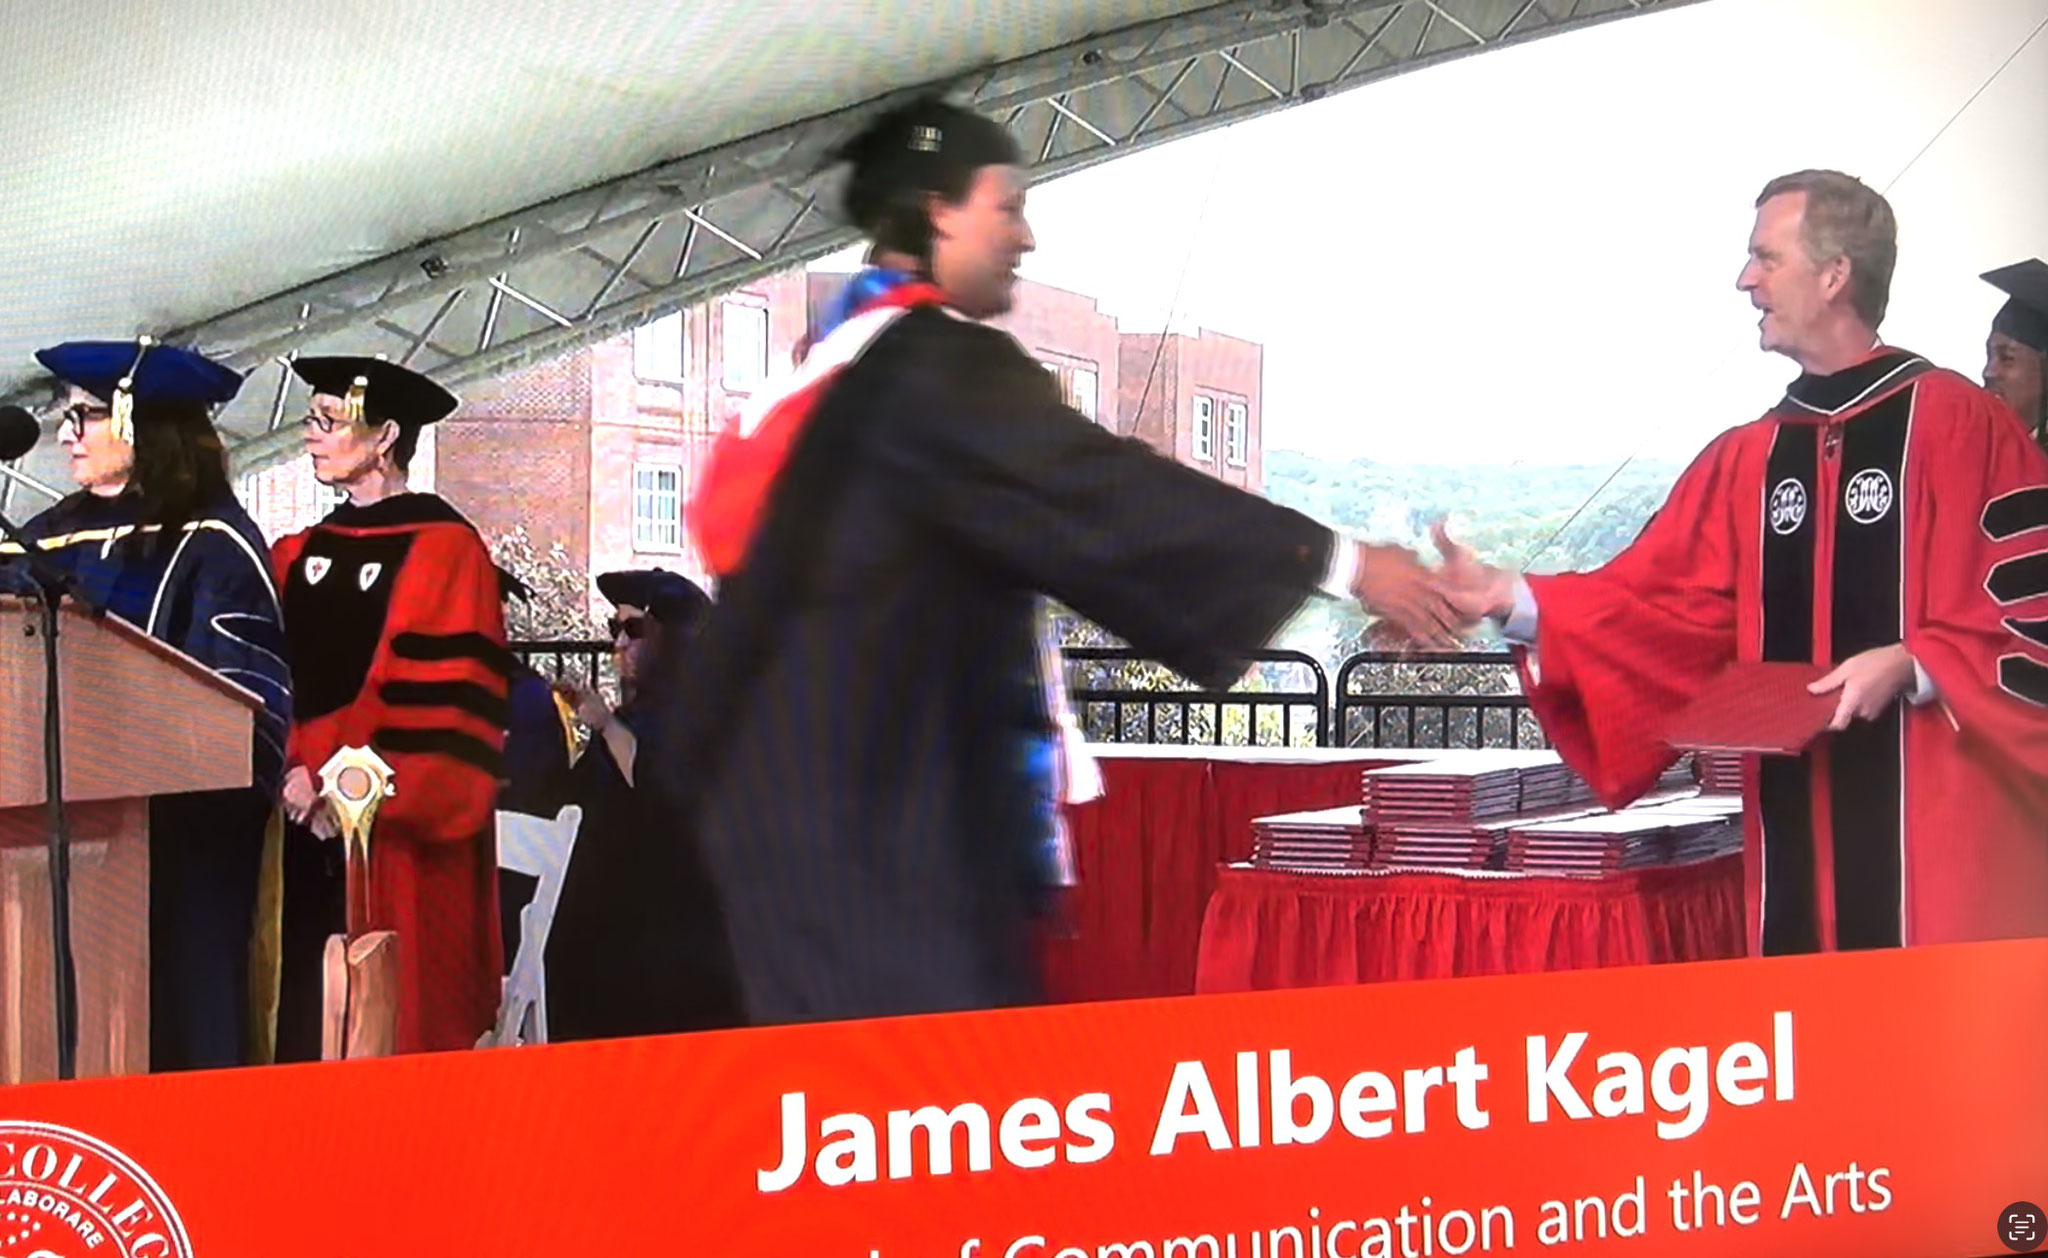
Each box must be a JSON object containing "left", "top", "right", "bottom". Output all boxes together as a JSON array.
[{"left": 0, "top": 595, "right": 259, "bottom": 1083}]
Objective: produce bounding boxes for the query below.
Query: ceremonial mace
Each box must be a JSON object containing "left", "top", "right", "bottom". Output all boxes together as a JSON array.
[{"left": 316, "top": 747, "right": 401, "bottom": 1060}]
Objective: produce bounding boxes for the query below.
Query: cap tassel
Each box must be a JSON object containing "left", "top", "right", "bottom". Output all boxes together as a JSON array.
[
  {"left": 344, "top": 376, "right": 369, "bottom": 427},
  {"left": 110, "top": 383, "right": 134, "bottom": 445},
  {"left": 109, "top": 335, "right": 153, "bottom": 445}
]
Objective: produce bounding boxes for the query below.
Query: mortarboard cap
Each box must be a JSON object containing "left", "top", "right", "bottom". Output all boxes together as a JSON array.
[
  {"left": 830, "top": 95, "right": 1022, "bottom": 237},
  {"left": 1983, "top": 258, "right": 2048, "bottom": 354},
  {"left": 35, "top": 339, "right": 243, "bottom": 442},
  {"left": 291, "top": 355, "right": 459, "bottom": 429},
  {"left": 596, "top": 567, "right": 710, "bottom": 626}
]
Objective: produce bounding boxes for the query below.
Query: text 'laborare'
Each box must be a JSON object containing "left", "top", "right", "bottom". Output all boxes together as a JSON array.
[{"left": 756, "top": 1012, "right": 1796, "bottom": 1192}]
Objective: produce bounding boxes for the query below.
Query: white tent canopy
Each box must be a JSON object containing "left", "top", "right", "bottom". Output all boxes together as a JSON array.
[{"left": 0, "top": 0, "right": 1697, "bottom": 498}]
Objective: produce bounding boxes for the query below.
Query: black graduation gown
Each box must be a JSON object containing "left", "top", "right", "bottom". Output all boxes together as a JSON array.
[
  {"left": 648, "top": 305, "right": 1337, "bottom": 1027},
  {"left": 544, "top": 705, "right": 743, "bottom": 1041}
]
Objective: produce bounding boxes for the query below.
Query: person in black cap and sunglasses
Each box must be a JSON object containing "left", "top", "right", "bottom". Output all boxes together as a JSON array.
[
  {"left": 659, "top": 95, "right": 1459, "bottom": 1028},
  {"left": 268, "top": 356, "right": 511, "bottom": 1059},
  {"left": 544, "top": 568, "right": 740, "bottom": 1042}
]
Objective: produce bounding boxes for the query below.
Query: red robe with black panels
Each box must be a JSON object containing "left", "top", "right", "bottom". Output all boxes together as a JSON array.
[
  {"left": 272, "top": 493, "right": 507, "bottom": 1053},
  {"left": 1516, "top": 349, "right": 2048, "bottom": 953}
]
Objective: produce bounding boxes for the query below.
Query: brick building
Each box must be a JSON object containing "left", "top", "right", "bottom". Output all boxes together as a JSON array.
[{"left": 237, "top": 266, "right": 1263, "bottom": 621}]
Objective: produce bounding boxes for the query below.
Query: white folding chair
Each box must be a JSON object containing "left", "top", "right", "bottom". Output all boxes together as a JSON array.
[{"left": 482, "top": 804, "right": 581, "bottom": 1048}]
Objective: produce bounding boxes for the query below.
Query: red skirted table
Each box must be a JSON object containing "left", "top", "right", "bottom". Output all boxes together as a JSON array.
[
  {"left": 1040, "top": 746, "right": 1443, "bottom": 1004},
  {"left": 1193, "top": 855, "right": 1747, "bottom": 993}
]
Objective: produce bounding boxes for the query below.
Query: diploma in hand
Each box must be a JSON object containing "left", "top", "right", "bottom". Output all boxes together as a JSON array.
[{"left": 1662, "top": 661, "right": 1838, "bottom": 755}]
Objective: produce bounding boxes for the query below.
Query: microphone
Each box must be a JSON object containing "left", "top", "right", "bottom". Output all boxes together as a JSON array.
[
  {"left": 0, "top": 405, "right": 39, "bottom": 461},
  {"left": 0, "top": 400, "right": 89, "bottom": 1081}
]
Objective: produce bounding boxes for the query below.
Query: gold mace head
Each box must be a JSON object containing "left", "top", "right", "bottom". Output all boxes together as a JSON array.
[{"left": 316, "top": 746, "right": 397, "bottom": 857}]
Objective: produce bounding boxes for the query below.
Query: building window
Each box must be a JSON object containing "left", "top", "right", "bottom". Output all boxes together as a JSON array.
[
  {"left": 632, "top": 463, "right": 683, "bottom": 552},
  {"left": 1069, "top": 366, "right": 1098, "bottom": 420},
  {"left": 1224, "top": 401, "right": 1248, "bottom": 466},
  {"left": 722, "top": 301, "right": 769, "bottom": 393},
  {"left": 633, "top": 311, "right": 687, "bottom": 383},
  {"left": 1191, "top": 396, "right": 1214, "bottom": 462},
  {"left": 1039, "top": 359, "right": 1100, "bottom": 422}
]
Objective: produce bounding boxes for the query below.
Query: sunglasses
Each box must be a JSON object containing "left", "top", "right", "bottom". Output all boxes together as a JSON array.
[{"left": 607, "top": 617, "right": 649, "bottom": 640}]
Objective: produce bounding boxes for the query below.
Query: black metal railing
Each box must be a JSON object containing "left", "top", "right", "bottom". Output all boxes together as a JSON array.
[
  {"left": 1062, "top": 647, "right": 1330, "bottom": 748},
  {"left": 1335, "top": 651, "right": 1543, "bottom": 751},
  {"left": 508, "top": 641, "right": 1539, "bottom": 750}
]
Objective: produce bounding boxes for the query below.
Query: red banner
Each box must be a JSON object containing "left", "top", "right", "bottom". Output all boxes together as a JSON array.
[{"left": 2, "top": 940, "right": 2043, "bottom": 1257}]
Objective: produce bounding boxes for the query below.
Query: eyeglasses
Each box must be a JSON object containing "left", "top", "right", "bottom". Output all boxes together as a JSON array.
[
  {"left": 607, "top": 617, "right": 649, "bottom": 641},
  {"left": 300, "top": 411, "right": 355, "bottom": 434},
  {"left": 55, "top": 404, "right": 110, "bottom": 440}
]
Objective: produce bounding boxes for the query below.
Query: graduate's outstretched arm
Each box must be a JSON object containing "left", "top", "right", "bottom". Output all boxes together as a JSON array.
[{"left": 877, "top": 327, "right": 1463, "bottom": 683}]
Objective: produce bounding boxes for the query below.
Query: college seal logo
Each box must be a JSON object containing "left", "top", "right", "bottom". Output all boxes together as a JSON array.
[
  {"left": 0, "top": 1122, "right": 192, "bottom": 1258},
  {"left": 1769, "top": 477, "right": 1807, "bottom": 535},
  {"left": 1845, "top": 468, "right": 1894, "bottom": 525}
]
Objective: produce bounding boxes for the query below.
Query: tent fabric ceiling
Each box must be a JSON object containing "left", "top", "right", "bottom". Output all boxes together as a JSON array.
[
  {"left": 0, "top": 0, "right": 1698, "bottom": 495},
  {"left": 0, "top": 0, "right": 1194, "bottom": 390}
]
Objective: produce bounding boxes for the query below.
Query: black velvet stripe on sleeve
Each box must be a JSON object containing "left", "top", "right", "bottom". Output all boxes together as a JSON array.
[
  {"left": 379, "top": 679, "right": 511, "bottom": 728},
  {"left": 391, "top": 630, "right": 516, "bottom": 677},
  {"left": 1982, "top": 486, "right": 2048, "bottom": 541},
  {"left": 374, "top": 727, "right": 506, "bottom": 776}
]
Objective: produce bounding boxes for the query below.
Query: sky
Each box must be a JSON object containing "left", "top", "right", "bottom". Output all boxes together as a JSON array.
[{"left": 821, "top": 0, "right": 2048, "bottom": 467}]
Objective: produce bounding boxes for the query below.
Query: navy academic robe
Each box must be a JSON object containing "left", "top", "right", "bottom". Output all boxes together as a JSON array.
[
  {"left": 648, "top": 306, "right": 1337, "bottom": 1026},
  {"left": 2, "top": 489, "right": 290, "bottom": 1070}
]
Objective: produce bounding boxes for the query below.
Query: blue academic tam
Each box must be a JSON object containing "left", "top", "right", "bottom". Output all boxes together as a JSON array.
[{"left": 34, "top": 340, "right": 243, "bottom": 408}]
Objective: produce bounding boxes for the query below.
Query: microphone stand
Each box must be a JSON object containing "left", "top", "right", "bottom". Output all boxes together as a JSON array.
[{"left": 0, "top": 503, "right": 101, "bottom": 1082}]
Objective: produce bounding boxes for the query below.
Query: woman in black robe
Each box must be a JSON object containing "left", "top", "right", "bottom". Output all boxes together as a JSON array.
[{"left": 542, "top": 568, "right": 742, "bottom": 1041}]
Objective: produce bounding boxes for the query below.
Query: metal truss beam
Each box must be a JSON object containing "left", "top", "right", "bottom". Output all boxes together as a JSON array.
[{"left": 1, "top": 0, "right": 1705, "bottom": 483}]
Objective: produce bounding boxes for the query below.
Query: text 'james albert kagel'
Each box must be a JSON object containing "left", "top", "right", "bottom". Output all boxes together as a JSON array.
[{"left": 756, "top": 1012, "right": 1798, "bottom": 1191}]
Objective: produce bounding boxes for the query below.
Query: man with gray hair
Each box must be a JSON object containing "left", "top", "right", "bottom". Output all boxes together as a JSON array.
[{"left": 1435, "top": 169, "right": 2048, "bottom": 957}]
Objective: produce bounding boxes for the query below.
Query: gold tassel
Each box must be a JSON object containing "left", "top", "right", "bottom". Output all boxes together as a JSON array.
[
  {"left": 109, "top": 384, "right": 134, "bottom": 445},
  {"left": 344, "top": 376, "right": 369, "bottom": 427},
  {"left": 109, "top": 335, "right": 151, "bottom": 445},
  {"left": 551, "top": 689, "right": 580, "bottom": 760}
]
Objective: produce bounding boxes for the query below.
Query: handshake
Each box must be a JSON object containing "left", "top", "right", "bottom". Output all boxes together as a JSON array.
[{"left": 1345, "top": 522, "right": 1519, "bottom": 650}]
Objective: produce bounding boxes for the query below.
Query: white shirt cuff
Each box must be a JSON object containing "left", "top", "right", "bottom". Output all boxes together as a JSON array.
[
  {"left": 1057, "top": 716, "right": 1104, "bottom": 803},
  {"left": 1908, "top": 657, "right": 1937, "bottom": 706},
  {"left": 1500, "top": 576, "right": 1539, "bottom": 644},
  {"left": 1319, "top": 530, "right": 1357, "bottom": 599}
]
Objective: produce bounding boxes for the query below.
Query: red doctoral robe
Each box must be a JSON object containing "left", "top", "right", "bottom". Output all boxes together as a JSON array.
[
  {"left": 1518, "top": 349, "right": 2048, "bottom": 954},
  {"left": 272, "top": 494, "right": 508, "bottom": 1052}
]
